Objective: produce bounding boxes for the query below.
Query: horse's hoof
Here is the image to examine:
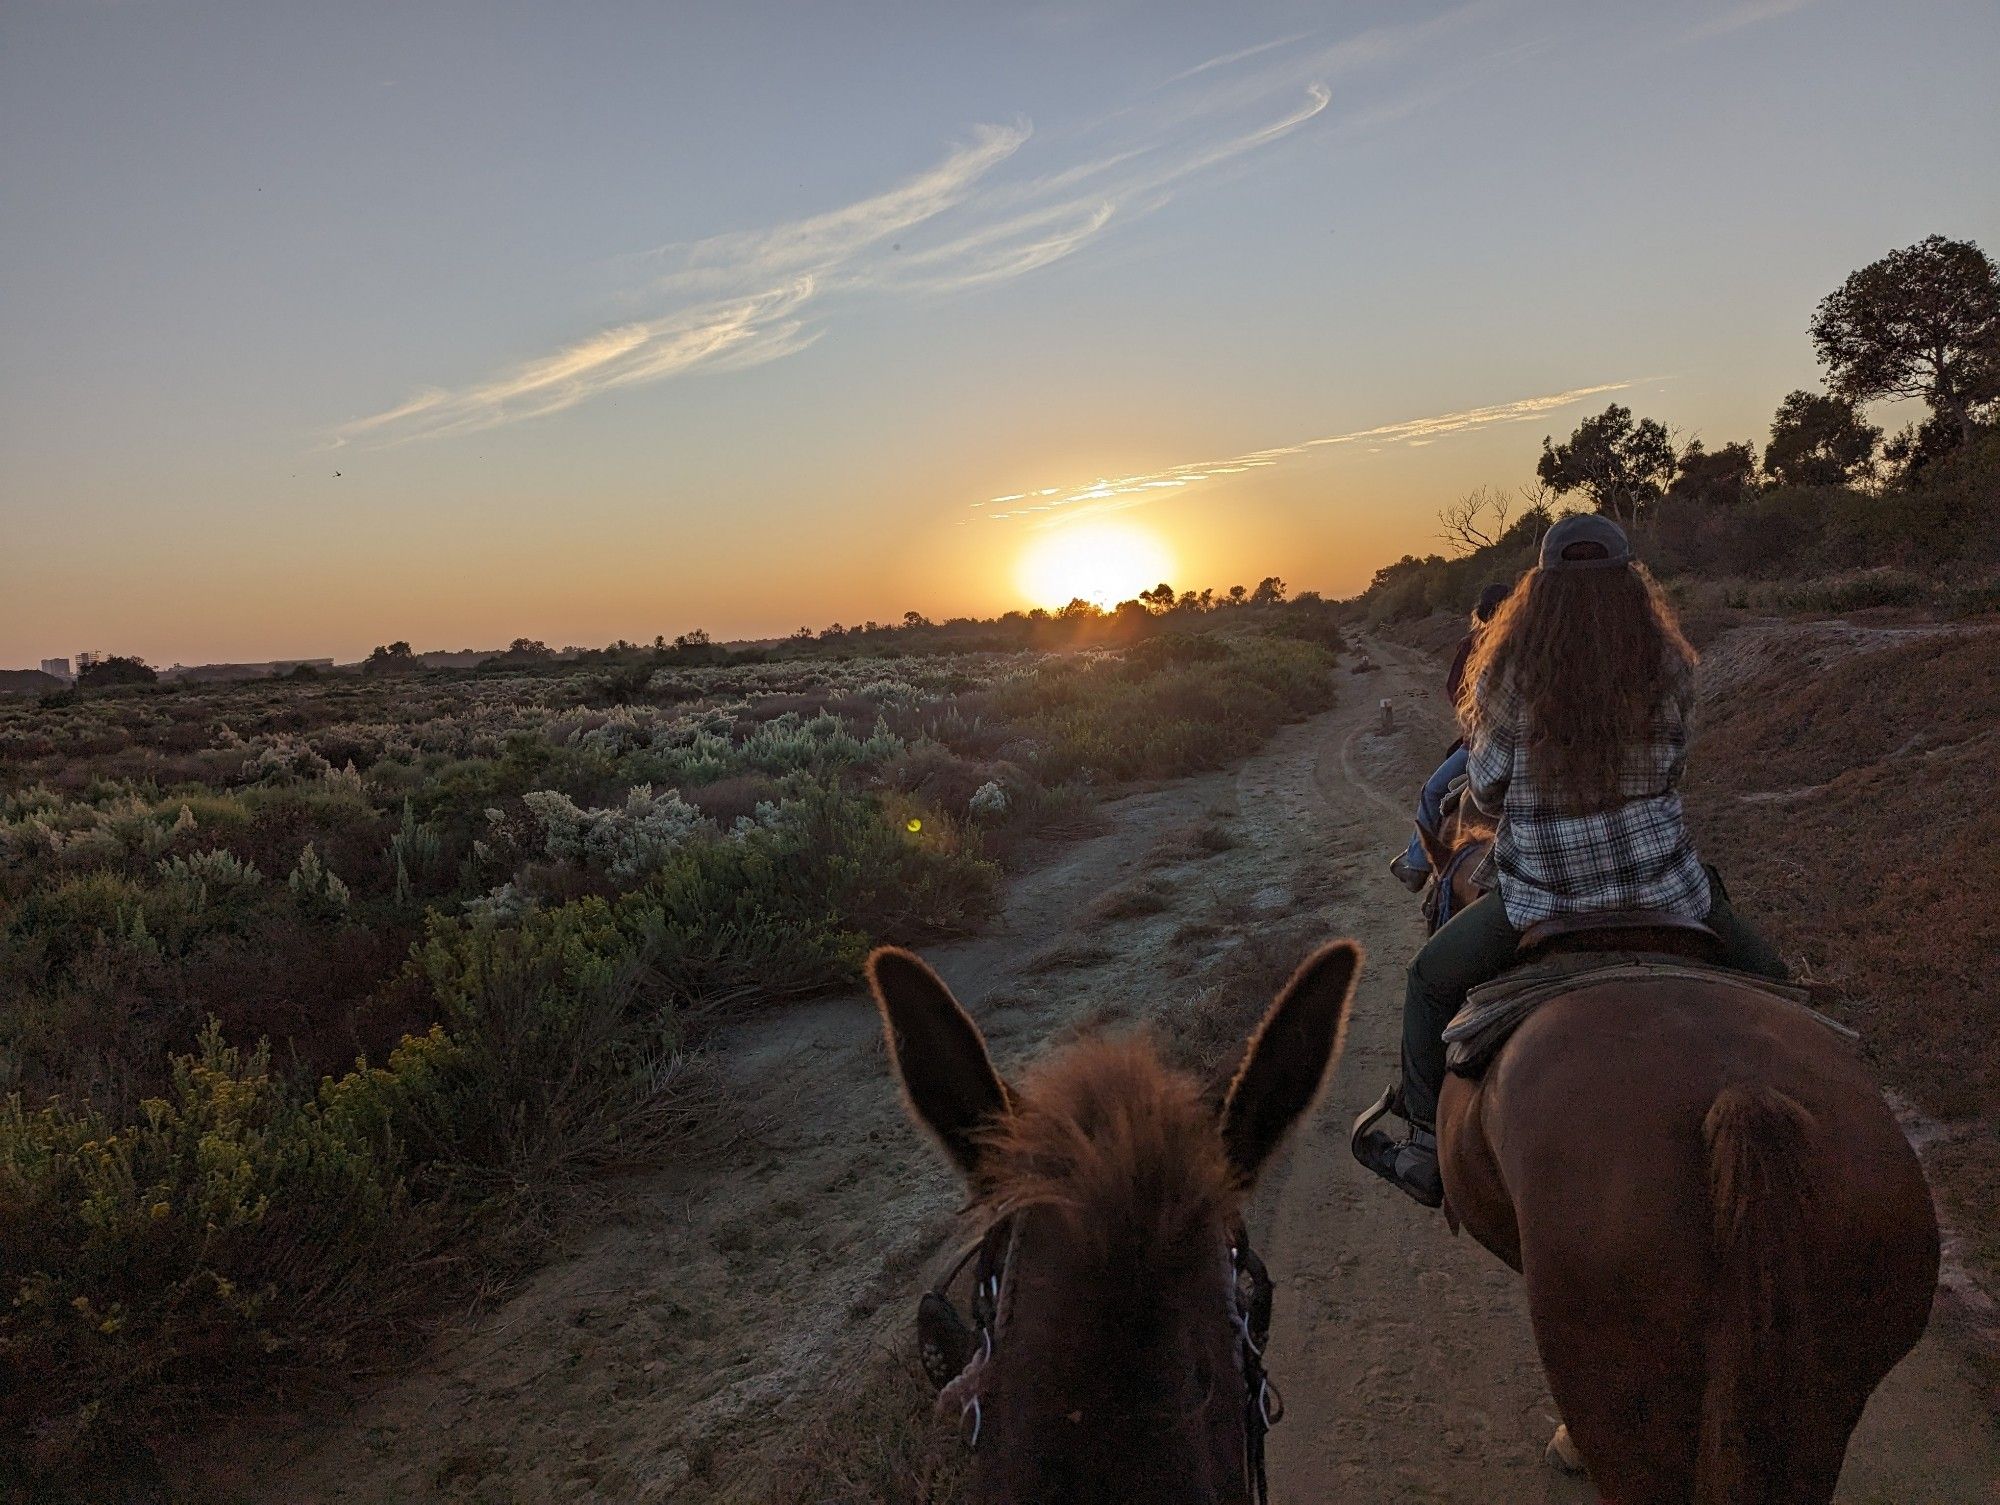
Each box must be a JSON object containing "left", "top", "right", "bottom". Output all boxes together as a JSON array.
[{"left": 1545, "top": 1422, "right": 1586, "bottom": 1475}]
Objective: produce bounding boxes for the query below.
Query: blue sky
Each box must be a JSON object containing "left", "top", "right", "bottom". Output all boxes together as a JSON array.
[{"left": 4, "top": 0, "right": 1997, "bottom": 664}]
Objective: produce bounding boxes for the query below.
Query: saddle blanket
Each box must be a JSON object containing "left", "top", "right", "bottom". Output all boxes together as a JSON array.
[{"left": 1443, "top": 953, "right": 1855, "bottom": 1079}]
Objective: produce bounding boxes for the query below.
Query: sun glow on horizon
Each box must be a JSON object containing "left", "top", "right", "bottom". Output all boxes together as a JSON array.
[{"left": 1015, "top": 521, "right": 1177, "bottom": 611}]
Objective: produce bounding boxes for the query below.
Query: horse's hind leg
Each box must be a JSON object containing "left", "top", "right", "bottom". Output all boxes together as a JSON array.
[{"left": 1525, "top": 1268, "right": 1704, "bottom": 1505}]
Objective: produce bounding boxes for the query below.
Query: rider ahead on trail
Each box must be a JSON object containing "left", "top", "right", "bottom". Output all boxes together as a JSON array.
[
  {"left": 1355, "top": 513, "right": 1788, "bottom": 1207},
  {"left": 1388, "top": 582, "right": 1511, "bottom": 893}
]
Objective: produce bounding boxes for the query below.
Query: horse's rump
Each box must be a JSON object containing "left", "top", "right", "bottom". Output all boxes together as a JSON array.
[{"left": 1449, "top": 981, "right": 1939, "bottom": 1504}]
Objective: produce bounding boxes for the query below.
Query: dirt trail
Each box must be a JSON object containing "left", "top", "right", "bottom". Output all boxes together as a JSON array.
[{"left": 215, "top": 639, "right": 2000, "bottom": 1503}]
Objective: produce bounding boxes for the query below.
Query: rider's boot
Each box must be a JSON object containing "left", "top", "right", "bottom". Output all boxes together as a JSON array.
[
  {"left": 1388, "top": 852, "right": 1429, "bottom": 893},
  {"left": 1350, "top": 1083, "right": 1444, "bottom": 1208}
]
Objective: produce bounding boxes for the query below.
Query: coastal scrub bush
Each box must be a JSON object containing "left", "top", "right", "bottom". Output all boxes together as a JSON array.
[
  {"left": 0, "top": 613, "right": 1331, "bottom": 1484},
  {"left": 0, "top": 1024, "right": 423, "bottom": 1474},
  {"left": 992, "top": 636, "right": 1335, "bottom": 781}
]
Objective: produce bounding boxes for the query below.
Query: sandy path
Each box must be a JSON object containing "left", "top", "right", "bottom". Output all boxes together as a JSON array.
[{"left": 213, "top": 639, "right": 1999, "bottom": 1503}]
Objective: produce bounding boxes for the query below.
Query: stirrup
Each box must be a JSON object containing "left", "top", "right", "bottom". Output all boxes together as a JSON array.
[
  {"left": 1349, "top": 1084, "right": 1444, "bottom": 1209},
  {"left": 1349, "top": 1082, "right": 1401, "bottom": 1154}
]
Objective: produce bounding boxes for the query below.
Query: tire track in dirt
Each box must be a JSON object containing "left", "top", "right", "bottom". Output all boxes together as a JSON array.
[{"left": 201, "top": 640, "right": 2000, "bottom": 1503}]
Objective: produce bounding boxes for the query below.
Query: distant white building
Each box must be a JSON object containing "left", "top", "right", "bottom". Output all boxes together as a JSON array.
[{"left": 40, "top": 657, "right": 72, "bottom": 681}]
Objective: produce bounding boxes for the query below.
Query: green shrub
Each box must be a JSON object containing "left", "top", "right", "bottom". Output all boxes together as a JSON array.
[
  {"left": 0, "top": 623, "right": 1327, "bottom": 1485},
  {"left": 994, "top": 637, "right": 1335, "bottom": 781},
  {"left": 1779, "top": 568, "right": 1937, "bottom": 613},
  {"left": 1949, "top": 576, "right": 2000, "bottom": 616},
  {"left": 391, "top": 906, "right": 675, "bottom": 1198},
  {"left": 1, "top": 1024, "right": 421, "bottom": 1474}
]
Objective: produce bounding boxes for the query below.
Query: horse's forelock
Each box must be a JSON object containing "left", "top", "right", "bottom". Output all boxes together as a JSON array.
[
  {"left": 978, "top": 1037, "right": 1240, "bottom": 1276},
  {"left": 966, "top": 1036, "right": 1254, "bottom": 1501}
]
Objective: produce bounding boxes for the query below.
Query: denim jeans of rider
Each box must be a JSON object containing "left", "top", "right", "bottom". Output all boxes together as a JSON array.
[{"left": 1402, "top": 744, "right": 1469, "bottom": 872}]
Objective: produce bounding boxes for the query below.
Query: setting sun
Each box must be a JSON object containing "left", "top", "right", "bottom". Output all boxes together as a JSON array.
[{"left": 1015, "top": 521, "right": 1177, "bottom": 610}]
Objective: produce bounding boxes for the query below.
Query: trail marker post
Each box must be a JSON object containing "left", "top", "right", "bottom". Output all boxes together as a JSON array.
[{"left": 1379, "top": 698, "right": 1395, "bottom": 734}]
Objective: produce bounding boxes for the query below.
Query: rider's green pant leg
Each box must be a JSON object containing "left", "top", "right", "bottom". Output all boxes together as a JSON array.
[
  {"left": 1400, "top": 890, "right": 1518, "bottom": 1129},
  {"left": 1701, "top": 870, "right": 1789, "bottom": 980},
  {"left": 1397, "top": 876, "right": 1788, "bottom": 1129}
]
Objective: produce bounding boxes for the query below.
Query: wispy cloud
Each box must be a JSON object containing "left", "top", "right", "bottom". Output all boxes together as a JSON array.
[
  {"left": 334, "top": 10, "right": 1488, "bottom": 447},
  {"left": 1157, "top": 32, "right": 1313, "bottom": 88},
  {"left": 977, "top": 381, "right": 1642, "bottom": 526},
  {"left": 334, "top": 283, "right": 819, "bottom": 444},
  {"left": 1683, "top": 0, "right": 1820, "bottom": 44},
  {"left": 651, "top": 123, "right": 1033, "bottom": 293}
]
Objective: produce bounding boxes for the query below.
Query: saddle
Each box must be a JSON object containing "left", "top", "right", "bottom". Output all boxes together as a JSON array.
[
  {"left": 1516, "top": 907, "right": 1720, "bottom": 961},
  {"left": 1443, "top": 946, "right": 1851, "bottom": 1080}
]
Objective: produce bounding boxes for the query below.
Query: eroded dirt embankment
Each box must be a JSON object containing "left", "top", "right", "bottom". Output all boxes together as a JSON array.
[
  {"left": 201, "top": 631, "right": 2000, "bottom": 1504},
  {"left": 1678, "top": 615, "right": 2000, "bottom": 1321}
]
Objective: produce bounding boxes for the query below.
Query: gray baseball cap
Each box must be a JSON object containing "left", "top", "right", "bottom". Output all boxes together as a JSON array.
[{"left": 1538, "top": 513, "right": 1632, "bottom": 571}]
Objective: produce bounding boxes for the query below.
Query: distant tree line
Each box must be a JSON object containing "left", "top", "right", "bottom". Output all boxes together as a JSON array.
[
  {"left": 76, "top": 655, "right": 157, "bottom": 689},
  {"left": 329, "top": 573, "right": 1331, "bottom": 690},
  {"left": 1373, "top": 233, "right": 1999, "bottom": 620}
]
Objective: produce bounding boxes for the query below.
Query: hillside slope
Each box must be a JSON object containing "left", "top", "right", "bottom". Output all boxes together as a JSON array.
[{"left": 1681, "top": 616, "right": 2000, "bottom": 1304}]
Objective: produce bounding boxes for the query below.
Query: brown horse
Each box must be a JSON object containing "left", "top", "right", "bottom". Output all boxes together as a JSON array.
[
  {"left": 869, "top": 941, "right": 1361, "bottom": 1505},
  {"left": 1412, "top": 827, "right": 1940, "bottom": 1503},
  {"left": 1413, "top": 779, "right": 1492, "bottom": 931}
]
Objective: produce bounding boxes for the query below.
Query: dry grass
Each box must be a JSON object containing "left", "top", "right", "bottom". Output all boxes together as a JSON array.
[
  {"left": 1021, "top": 936, "right": 1119, "bottom": 974},
  {"left": 1161, "top": 919, "right": 1339, "bottom": 1091},
  {"left": 1143, "top": 813, "right": 1239, "bottom": 865},
  {"left": 1086, "top": 875, "right": 1175, "bottom": 923},
  {"left": 762, "top": 1347, "right": 970, "bottom": 1505}
]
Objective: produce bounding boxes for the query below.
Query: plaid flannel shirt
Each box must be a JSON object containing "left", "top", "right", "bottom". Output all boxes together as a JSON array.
[{"left": 1466, "top": 666, "right": 1711, "bottom": 930}]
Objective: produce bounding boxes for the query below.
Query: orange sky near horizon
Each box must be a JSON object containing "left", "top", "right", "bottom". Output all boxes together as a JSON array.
[
  {"left": 0, "top": 403, "right": 1609, "bottom": 665},
  {"left": 5, "top": 2, "right": 1995, "bottom": 668}
]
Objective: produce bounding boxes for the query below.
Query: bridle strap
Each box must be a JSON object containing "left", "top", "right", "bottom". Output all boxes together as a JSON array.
[
  {"left": 925, "top": 1212, "right": 1281, "bottom": 1505},
  {"left": 1231, "top": 1233, "right": 1278, "bottom": 1505}
]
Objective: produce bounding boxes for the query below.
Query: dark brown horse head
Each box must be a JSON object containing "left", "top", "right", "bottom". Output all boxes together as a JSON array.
[{"left": 869, "top": 942, "right": 1361, "bottom": 1505}]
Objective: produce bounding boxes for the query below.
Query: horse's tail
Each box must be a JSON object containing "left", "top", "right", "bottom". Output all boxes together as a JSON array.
[{"left": 1695, "top": 1083, "right": 1817, "bottom": 1505}]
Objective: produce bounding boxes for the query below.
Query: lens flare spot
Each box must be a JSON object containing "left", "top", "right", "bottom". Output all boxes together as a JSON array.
[{"left": 905, "top": 817, "right": 923, "bottom": 834}]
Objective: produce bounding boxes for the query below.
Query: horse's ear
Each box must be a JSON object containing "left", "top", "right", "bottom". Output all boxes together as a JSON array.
[
  {"left": 868, "top": 947, "right": 1011, "bottom": 1178},
  {"left": 1413, "top": 819, "right": 1452, "bottom": 877},
  {"left": 1220, "top": 941, "right": 1361, "bottom": 1184}
]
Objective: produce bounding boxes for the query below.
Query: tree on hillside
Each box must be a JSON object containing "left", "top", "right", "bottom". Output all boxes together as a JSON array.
[
  {"left": 1227, "top": 584, "right": 1248, "bottom": 606},
  {"left": 1367, "top": 553, "right": 1449, "bottom": 594},
  {"left": 1139, "top": 582, "right": 1177, "bottom": 613},
  {"left": 1250, "top": 576, "right": 1287, "bottom": 605},
  {"left": 362, "top": 641, "right": 417, "bottom": 674},
  {"left": 1879, "top": 414, "right": 1964, "bottom": 485},
  {"left": 1536, "top": 404, "right": 1677, "bottom": 525},
  {"left": 494, "top": 637, "right": 553, "bottom": 663},
  {"left": 77, "top": 655, "right": 156, "bottom": 688},
  {"left": 1438, "top": 484, "right": 1514, "bottom": 553},
  {"left": 1811, "top": 235, "right": 2000, "bottom": 451},
  {"left": 1109, "top": 599, "right": 1154, "bottom": 638},
  {"left": 1668, "top": 440, "right": 1758, "bottom": 506},
  {"left": 1763, "top": 391, "right": 1880, "bottom": 487}
]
